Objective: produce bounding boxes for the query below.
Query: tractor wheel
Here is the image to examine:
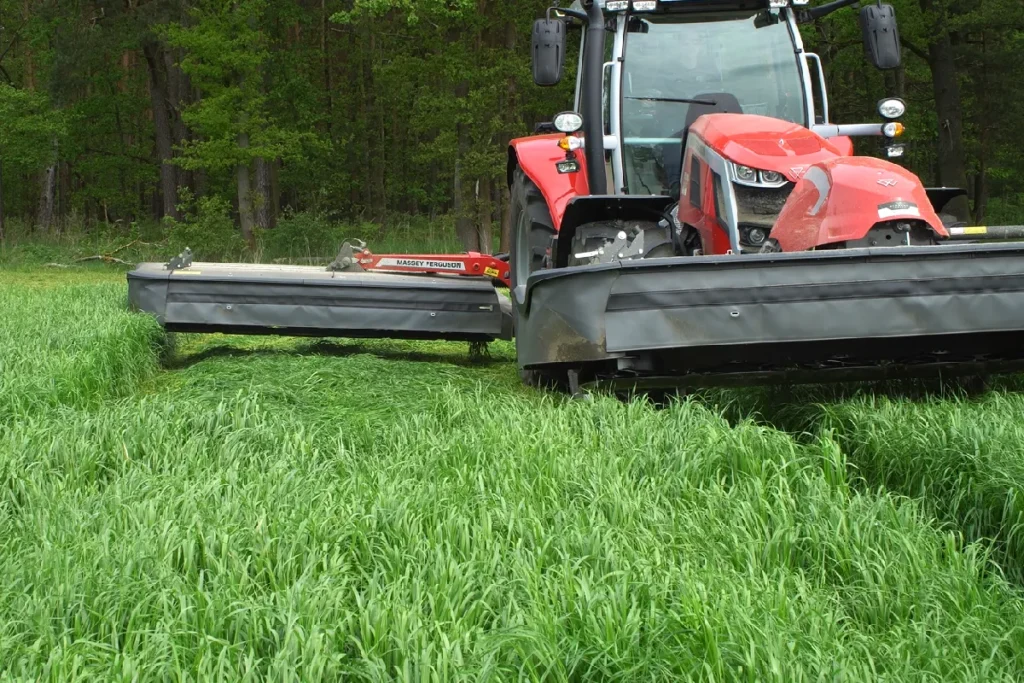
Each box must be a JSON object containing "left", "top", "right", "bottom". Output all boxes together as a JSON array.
[
  {"left": 509, "top": 166, "right": 555, "bottom": 293},
  {"left": 508, "top": 166, "right": 558, "bottom": 389}
]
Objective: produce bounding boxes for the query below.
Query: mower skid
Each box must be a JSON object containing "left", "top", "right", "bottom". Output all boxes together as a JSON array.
[
  {"left": 128, "top": 261, "right": 513, "bottom": 342},
  {"left": 517, "top": 242, "right": 1024, "bottom": 385}
]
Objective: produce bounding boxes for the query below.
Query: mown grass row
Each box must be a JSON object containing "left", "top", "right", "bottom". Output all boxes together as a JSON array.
[
  {"left": 2, "top": 383, "right": 1024, "bottom": 680},
  {"left": 715, "top": 381, "right": 1024, "bottom": 583},
  {"left": 0, "top": 275, "right": 164, "bottom": 420}
]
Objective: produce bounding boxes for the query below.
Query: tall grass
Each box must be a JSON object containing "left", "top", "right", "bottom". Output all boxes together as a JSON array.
[
  {"left": 0, "top": 277, "right": 164, "bottom": 420},
  {"left": 812, "top": 392, "right": 1024, "bottom": 581},
  {"left": 2, "top": 271, "right": 1024, "bottom": 679},
  {"left": 713, "top": 382, "right": 1024, "bottom": 583},
  {"left": 1, "top": 386, "right": 1023, "bottom": 680}
]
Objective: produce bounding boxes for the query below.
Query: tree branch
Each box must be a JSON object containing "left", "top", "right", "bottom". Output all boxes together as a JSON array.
[{"left": 901, "top": 39, "right": 932, "bottom": 63}]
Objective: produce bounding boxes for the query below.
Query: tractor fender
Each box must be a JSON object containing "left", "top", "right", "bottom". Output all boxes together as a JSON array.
[
  {"left": 507, "top": 134, "right": 590, "bottom": 231},
  {"left": 771, "top": 156, "right": 948, "bottom": 251}
]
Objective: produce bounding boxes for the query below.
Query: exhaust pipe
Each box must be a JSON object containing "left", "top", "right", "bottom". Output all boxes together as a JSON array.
[{"left": 582, "top": 1, "right": 607, "bottom": 195}]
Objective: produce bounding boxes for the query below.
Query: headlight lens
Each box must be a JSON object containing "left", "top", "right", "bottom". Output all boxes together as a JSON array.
[
  {"left": 742, "top": 227, "right": 768, "bottom": 246},
  {"left": 877, "top": 98, "right": 906, "bottom": 120},
  {"left": 882, "top": 122, "right": 905, "bottom": 138},
  {"left": 553, "top": 111, "right": 584, "bottom": 134},
  {"left": 731, "top": 162, "right": 789, "bottom": 187},
  {"left": 735, "top": 165, "right": 756, "bottom": 182}
]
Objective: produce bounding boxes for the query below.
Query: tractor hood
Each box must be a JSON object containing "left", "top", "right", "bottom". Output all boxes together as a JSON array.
[
  {"left": 692, "top": 113, "right": 843, "bottom": 182},
  {"left": 771, "top": 156, "right": 949, "bottom": 251}
]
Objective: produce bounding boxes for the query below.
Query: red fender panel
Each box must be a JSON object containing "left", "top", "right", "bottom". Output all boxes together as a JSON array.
[
  {"left": 772, "top": 156, "right": 949, "bottom": 251},
  {"left": 508, "top": 134, "right": 590, "bottom": 231}
]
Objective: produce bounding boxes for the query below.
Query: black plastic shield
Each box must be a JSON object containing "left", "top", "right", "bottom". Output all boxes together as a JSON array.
[
  {"left": 532, "top": 18, "right": 566, "bottom": 86},
  {"left": 859, "top": 3, "right": 901, "bottom": 70},
  {"left": 516, "top": 243, "right": 1024, "bottom": 383}
]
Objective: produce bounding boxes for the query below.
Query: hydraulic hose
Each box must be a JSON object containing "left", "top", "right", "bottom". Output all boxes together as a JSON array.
[{"left": 582, "top": 1, "right": 607, "bottom": 195}]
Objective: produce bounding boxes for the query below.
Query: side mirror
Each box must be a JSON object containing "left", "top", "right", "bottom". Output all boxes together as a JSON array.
[
  {"left": 859, "top": 2, "right": 901, "bottom": 70},
  {"left": 532, "top": 18, "right": 566, "bottom": 86}
]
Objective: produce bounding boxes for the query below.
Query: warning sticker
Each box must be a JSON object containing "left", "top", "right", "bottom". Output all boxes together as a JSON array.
[
  {"left": 484, "top": 267, "right": 500, "bottom": 279},
  {"left": 377, "top": 257, "right": 467, "bottom": 271},
  {"left": 877, "top": 200, "right": 920, "bottom": 219}
]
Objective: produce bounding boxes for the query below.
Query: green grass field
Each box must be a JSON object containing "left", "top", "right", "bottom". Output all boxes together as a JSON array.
[{"left": 3, "top": 264, "right": 1024, "bottom": 681}]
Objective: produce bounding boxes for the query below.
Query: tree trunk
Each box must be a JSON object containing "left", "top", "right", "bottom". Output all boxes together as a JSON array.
[
  {"left": 254, "top": 157, "right": 274, "bottom": 230},
  {"left": 477, "top": 176, "right": 493, "bottom": 254},
  {"left": 453, "top": 78, "right": 478, "bottom": 251},
  {"left": 972, "top": 29, "right": 990, "bottom": 225},
  {"left": 322, "top": 0, "right": 332, "bottom": 120},
  {"left": 928, "top": 37, "right": 969, "bottom": 218},
  {"left": 37, "top": 138, "right": 58, "bottom": 233},
  {"left": 498, "top": 17, "right": 517, "bottom": 255},
  {"left": 37, "top": 166, "right": 56, "bottom": 232},
  {"left": 0, "top": 157, "right": 5, "bottom": 242},
  {"left": 271, "top": 158, "right": 281, "bottom": 219},
  {"left": 236, "top": 134, "right": 255, "bottom": 246},
  {"left": 499, "top": 182, "right": 511, "bottom": 254},
  {"left": 919, "top": 0, "right": 969, "bottom": 220},
  {"left": 143, "top": 40, "right": 180, "bottom": 221},
  {"left": 163, "top": 47, "right": 194, "bottom": 195}
]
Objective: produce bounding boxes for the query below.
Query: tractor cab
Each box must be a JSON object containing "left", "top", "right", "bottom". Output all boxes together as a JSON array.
[
  {"left": 532, "top": 0, "right": 906, "bottom": 254},
  {"left": 614, "top": 8, "right": 810, "bottom": 197}
]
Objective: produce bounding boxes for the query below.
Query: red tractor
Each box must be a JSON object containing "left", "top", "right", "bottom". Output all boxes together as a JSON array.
[
  {"left": 129, "top": 0, "right": 1024, "bottom": 395},
  {"left": 503, "top": 0, "right": 1024, "bottom": 392}
]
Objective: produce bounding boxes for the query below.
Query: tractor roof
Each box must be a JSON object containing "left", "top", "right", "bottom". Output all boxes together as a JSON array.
[{"left": 569, "top": 0, "right": 809, "bottom": 12}]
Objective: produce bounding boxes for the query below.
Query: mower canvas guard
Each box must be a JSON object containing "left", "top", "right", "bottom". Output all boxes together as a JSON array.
[
  {"left": 515, "top": 241, "right": 1024, "bottom": 390},
  {"left": 127, "top": 243, "right": 513, "bottom": 343}
]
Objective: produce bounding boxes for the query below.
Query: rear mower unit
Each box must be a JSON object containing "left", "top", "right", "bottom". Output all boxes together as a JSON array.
[{"left": 128, "top": 0, "right": 1024, "bottom": 394}]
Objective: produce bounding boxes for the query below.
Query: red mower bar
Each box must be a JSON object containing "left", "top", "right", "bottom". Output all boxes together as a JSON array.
[{"left": 330, "top": 239, "right": 511, "bottom": 288}]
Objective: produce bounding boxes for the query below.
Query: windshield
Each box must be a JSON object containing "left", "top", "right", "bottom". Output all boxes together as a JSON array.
[{"left": 619, "top": 11, "right": 806, "bottom": 196}]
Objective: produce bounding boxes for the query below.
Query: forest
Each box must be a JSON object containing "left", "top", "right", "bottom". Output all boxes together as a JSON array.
[{"left": 0, "top": 0, "right": 1021, "bottom": 253}]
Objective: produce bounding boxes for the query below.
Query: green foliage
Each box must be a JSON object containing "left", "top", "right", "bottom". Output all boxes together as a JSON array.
[
  {"left": 163, "top": 0, "right": 313, "bottom": 173},
  {"left": 164, "top": 189, "right": 248, "bottom": 260},
  {"left": 0, "top": 0, "right": 1021, "bottom": 236},
  {"left": 4, "top": 271, "right": 1024, "bottom": 678},
  {"left": 0, "top": 84, "right": 66, "bottom": 171}
]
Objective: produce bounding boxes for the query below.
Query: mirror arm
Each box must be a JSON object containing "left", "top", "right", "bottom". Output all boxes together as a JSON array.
[
  {"left": 795, "top": 0, "right": 861, "bottom": 23},
  {"left": 549, "top": 7, "right": 587, "bottom": 22}
]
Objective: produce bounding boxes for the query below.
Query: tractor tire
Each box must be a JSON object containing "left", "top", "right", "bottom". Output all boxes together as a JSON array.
[
  {"left": 508, "top": 166, "right": 559, "bottom": 390},
  {"left": 509, "top": 167, "right": 555, "bottom": 293}
]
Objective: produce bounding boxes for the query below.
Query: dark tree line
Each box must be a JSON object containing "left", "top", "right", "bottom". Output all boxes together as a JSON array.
[{"left": 0, "top": 0, "right": 1020, "bottom": 247}]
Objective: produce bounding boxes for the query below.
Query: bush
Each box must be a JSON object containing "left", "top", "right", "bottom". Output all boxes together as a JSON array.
[{"left": 164, "top": 192, "right": 248, "bottom": 262}]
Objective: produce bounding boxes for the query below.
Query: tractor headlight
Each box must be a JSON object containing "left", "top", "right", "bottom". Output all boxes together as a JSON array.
[
  {"left": 877, "top": 97, "right": 906, "bottom": 120},
  {"left": 742, "top": 226, "right": 768, "bottom": 246},
  {"left": 729, "top": 162, "right": 788, "bottom": 188},
  {"left": 553, "top": 111, "right": 583, "bottom": 134},
  {"left": 735, "top": 165, "right": 757, "bottom": 183}
]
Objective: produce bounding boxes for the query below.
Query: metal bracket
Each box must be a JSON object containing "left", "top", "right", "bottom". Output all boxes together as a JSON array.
[
  {"left": 165, "top": 248, "right": 193, "bottom": 271},
  {"left": 327, "top": 239, "right": 367, "bottom": 272}
]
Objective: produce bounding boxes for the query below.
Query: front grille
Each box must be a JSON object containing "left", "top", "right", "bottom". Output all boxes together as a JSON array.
[{"left": 734, "top": 183, "right": 794, "bottom": 228}]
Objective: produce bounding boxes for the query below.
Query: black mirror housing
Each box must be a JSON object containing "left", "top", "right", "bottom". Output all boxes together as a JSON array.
[
  {"left": 532, "top": 18, "right": 566, "bottom": 86},
  {"left": 859, "top": 3, "right": 901, "bottom": 70}
]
